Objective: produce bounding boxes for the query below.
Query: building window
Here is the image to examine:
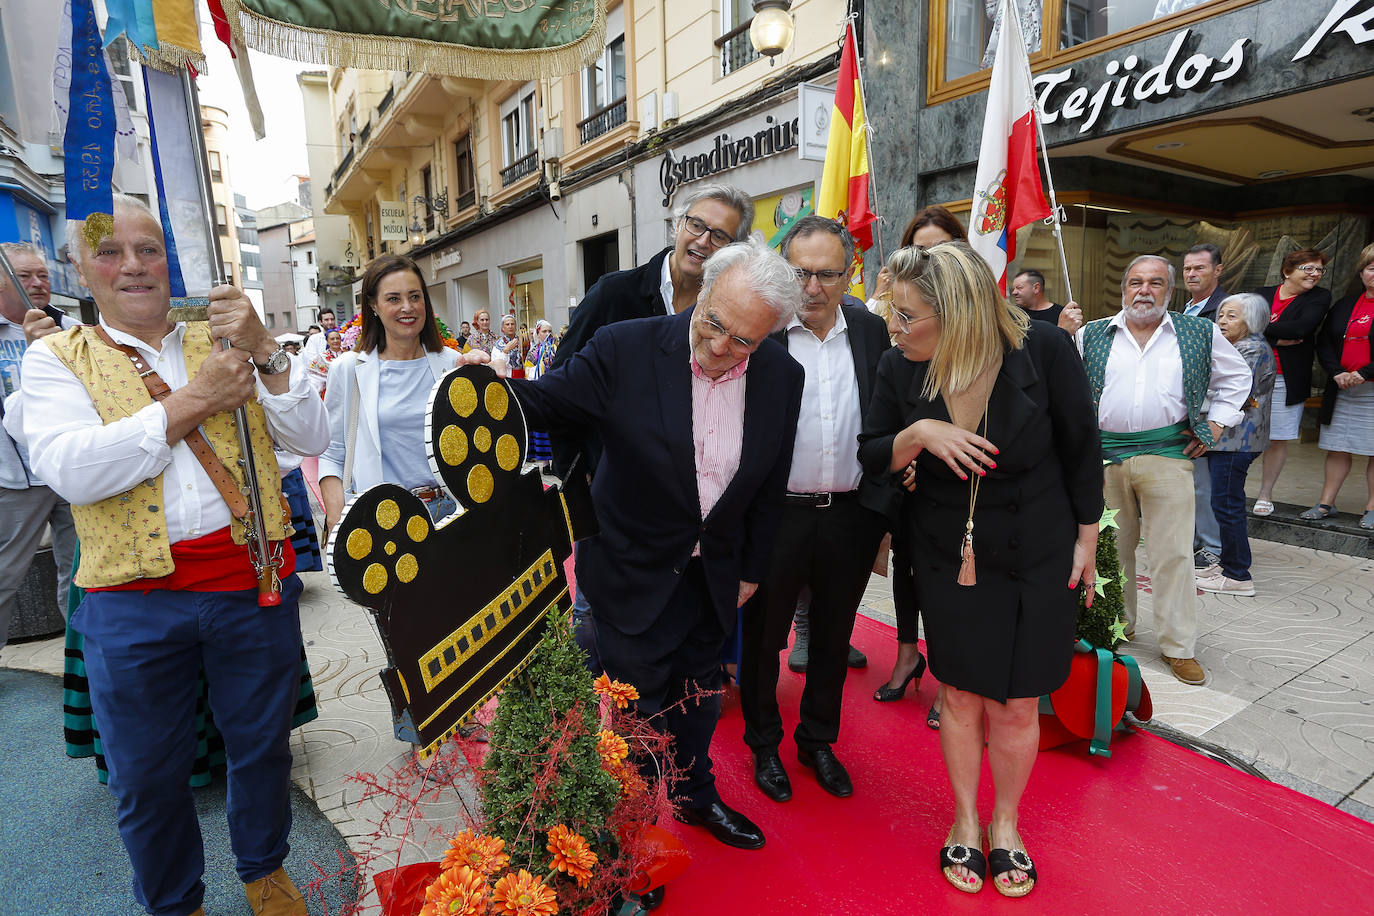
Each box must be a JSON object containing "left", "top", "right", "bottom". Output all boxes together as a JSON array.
[
  {"left": 215, "top": 204, "right": 228, "bottom": 236},
  {"left": 580, "top": 5, "right": 627, "bottom": 144},
  {"left": 209, "top": 150, "right": 223, "bottom": 183},
  {"left": 266, "top": 312, "right": 275, "bottom": 328},
  {"left": 307, "top": 250, "right": 314, "bottom": 265},
  {"left": 422, "top": 165, "right": 435, "bottom": 231},
  {"left": 106, "top": 37, "right": 140, "bottom": 112},
  {"left": 719, "top": 0, "right": 760, "bottom": 76},
  {"left": 453, "top": 133, "right": 476, "bottom": 211},
  {"left": 929, "top": 0, "right": 1240, "bottom": 104},
  {"left": 500, "top": 84, "right": 539, "bottom": 186}
]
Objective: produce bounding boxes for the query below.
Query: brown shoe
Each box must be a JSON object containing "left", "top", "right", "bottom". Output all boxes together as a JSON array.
[
  {"left": 244, "top": 867, "right": 307, "bottom": 916},
  {"left": 1165, "top": 656, "right": 1206, "bottom": 686}
]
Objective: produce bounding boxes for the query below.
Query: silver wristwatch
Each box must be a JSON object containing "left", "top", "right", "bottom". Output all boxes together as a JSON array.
[{"left": 256, "top": 346, "right": 291, "bottom": 375}]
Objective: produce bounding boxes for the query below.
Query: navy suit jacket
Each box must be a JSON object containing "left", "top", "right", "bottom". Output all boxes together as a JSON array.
[
  {"left": 1182, "top": 285, "right": 1227, "bottom": 321},
  {"left": 509, "top": 308, "right": 804, "bottom": 637},
  {"left": 549, "top": 247, "right": 673, "bottom": 478}
]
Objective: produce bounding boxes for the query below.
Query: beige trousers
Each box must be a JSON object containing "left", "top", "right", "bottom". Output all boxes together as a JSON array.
[{"left": 1103, "top": 454, "right": 1197, "bottom": 659}]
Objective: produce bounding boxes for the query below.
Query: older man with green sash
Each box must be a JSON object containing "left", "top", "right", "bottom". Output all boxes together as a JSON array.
[{"left": 1077, "top": 255, "right": 1250, "bottom": 686}]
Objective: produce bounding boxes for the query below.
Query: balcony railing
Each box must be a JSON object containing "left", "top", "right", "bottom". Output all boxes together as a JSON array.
[
  {"left": 378, "top": 85, "right": 395, "bottom": 116},
  {"left": 500, "top": 151, "right": 538, "bottom": 187},
  {"left": 358, "top": 120, "right": 371, "bottom": 145},
  {"left": 578, "top": 97, "right": 627, "bottom": 144},
  {"left": 333, "top": 146, "right": 355, "bottom": 184},
  {"left": 716, "top": 21, "right": 760, "bottom": 76},
  {"left": 456, "top": 187, "right": 477, "bottom": 212}
]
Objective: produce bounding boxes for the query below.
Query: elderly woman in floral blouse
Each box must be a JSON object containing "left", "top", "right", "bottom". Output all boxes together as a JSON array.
[{"left": 1196, "top": 293, "right": 1277, "bottom": 597}]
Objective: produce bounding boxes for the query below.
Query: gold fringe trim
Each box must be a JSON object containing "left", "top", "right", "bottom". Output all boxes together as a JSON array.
[
  {"left": 129, "top": 41, "right": 208, "bottom": 75},
  {"left": 217, "top": 0, "right": 605, "bottom": 81}
]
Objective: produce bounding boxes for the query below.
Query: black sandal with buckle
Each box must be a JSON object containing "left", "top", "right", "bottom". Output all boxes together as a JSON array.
[
  {"left": 940, "top": 837, "right": 987, "bottom": 894},
  {"left": 986, "top": 829, "right": 1037, "bottom": 898}
]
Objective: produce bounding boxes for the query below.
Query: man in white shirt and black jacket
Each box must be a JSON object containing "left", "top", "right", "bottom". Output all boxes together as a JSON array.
[{"left": 739, "top": 216, "right": 898, "bottom": 802}]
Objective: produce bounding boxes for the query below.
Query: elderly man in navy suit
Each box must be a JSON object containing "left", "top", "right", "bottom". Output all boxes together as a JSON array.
[{"left": 500, "top": 242, "right": 804, "bottom": 854}]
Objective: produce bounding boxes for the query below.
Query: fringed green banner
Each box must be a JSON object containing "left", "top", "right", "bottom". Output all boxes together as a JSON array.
[{"left": 219, "top": 0, "right": 605, "bottom": 80}]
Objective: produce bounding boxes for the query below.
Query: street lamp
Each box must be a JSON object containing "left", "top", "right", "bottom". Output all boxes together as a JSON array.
[
  {"left": 410, "top": 191, "right": 450, "bottom": 247},
  {"left": 749, "top": 0, "right": 795, "bottom": 63}
]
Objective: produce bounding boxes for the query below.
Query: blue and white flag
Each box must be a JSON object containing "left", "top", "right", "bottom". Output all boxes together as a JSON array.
[{"left": 144, "top": 66, "right": 214, "bottom": 301}]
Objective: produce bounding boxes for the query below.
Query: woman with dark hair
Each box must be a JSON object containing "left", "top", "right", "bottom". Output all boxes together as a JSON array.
[
  {"left": 1304, "top": 243, "right": 1374, "bottom": 527},
  {"left": 869, "top": 206, "right": 969, "bottom": 731},
  {"left": 860, "top": 242, "right": 1101, "bottom": 898},
  {"left": 318, "top": 254, "right": 460, "bottom": 538},
  {"left": 1251, "top": 247, "right": 1332, "bottom": 516}
]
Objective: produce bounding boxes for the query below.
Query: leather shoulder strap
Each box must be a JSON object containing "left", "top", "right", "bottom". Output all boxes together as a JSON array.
[{"left": 93, "top": 325, "right": 249, "bottom": 519}]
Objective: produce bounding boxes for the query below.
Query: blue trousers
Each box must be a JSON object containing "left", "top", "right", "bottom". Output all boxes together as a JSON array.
[
  {"left": 1208, "top": 451, "right": 1258, "bottom": 581},
  {"left": 1193, "top": 456, "right": 1222, "bottom": 556},
  {"left": 73, "top": 576, "right": 304, "bottom": 916}
]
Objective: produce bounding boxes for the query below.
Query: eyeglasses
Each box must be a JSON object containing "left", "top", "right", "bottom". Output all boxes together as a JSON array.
[
  {"left": 696, "top": 312, "right": 756, "bottom": 354},
  {"left": 793, "top": 267, "right": 848, "bottom": 287},
  {"left": 1296, "top": 265, "right": 1325, "bottom": 275},
  {"left": 891, "top": 308, "right": 939, "bottom": 333},
  {"left": 680, "top": 215, "right": 736, "bottom": 248}
]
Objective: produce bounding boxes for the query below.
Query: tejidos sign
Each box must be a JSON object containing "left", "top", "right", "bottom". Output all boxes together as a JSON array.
[{"left": 218, "top": 0, "right": 607, "bottom": 80}]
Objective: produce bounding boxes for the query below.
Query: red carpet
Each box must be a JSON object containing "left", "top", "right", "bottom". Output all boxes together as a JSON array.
[{"left": 652, "top": 615, "right": 1374, "bottom": 914}]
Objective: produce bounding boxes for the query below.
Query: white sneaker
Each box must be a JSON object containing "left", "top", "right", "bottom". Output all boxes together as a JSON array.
[{"left": 1195, "top": 572, "right": 1255, "bottom": 596}]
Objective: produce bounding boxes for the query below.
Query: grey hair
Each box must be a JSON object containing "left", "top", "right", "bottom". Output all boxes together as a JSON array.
[
  {"left": 0, "top": 241, "right": 46, "bottom": 261},
  {"left": 1219, "top": 292, "right": 1270, "bottom": 337},
  {"left": 534, "top": 319, "right": 553, "bottom": 333},
  {"left": 672, "top": 183, "right": 754, "bottom": 241},
  {"left": 1120, "top": 254, "right": 1176, "bottom": 295},
  {"left": 67, "top": 193, "right": 158, "bottom": 262},
  {"left": 779, "top": 215, "right": 856, "bottom": 268},
  {"left": 699, "top": 241, "right": 802, "bottom": 333}
]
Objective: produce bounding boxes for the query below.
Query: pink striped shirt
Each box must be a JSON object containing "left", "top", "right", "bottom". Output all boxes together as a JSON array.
[{"left": 690, "top": 349, "right": 749, "bottom": 555}]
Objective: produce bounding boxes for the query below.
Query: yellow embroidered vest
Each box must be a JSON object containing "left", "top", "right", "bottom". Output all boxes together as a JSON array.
[{"left": 45, "top": 324, "right": 289, "bottom": 588}]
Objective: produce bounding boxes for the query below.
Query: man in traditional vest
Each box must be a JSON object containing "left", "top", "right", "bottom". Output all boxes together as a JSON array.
[
  {"left": 1076, "top": 255, "right": 1250, "bottom": 686},
  {"left": 20, "top": 195, "right": 329, "bottom": 916}
]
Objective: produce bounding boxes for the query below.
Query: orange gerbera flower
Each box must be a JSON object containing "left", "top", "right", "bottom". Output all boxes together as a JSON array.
[
  {"left": 491, "top": 869, "right": 558, "bottom": 916},
  {"left": 419, "top": 864, "right": 489, "bottom": 916},
  {"left": 592, "top": 674, "right": 639, "bottom": 709},
  {"left": 546, "top": 824, "right": 598, "bottom": 887},
  {"left": 607, "top": 760, "right": 646, "bottom": 798},
  {"left": 596, "top": 730, "right": 629, "bottom": 768},
  {"left": 442, "top": 829, "right": 510, "bottom": 877}
]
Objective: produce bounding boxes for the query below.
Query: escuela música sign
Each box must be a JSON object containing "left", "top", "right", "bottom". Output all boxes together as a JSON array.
[
  {"left": 1033, "top": 27, "right": 1247, "bottom": 135},
  {"left": 659, "top": 115, "right": 800, "bottom": 205}
]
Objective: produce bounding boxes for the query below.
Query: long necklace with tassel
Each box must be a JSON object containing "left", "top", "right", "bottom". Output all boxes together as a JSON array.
[{"left": 957, "top": 405, "right": 991, "bottom": 587}]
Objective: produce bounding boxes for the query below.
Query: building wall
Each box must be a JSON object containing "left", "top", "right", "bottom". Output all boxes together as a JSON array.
[{"left": 202, "top": 105, "right": 242, "bottom": 289}]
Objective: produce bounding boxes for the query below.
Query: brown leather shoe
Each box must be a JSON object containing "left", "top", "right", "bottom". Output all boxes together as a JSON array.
[
  {"left": 1165, "top": 656, "right": 1206, "bottom": 686},
  {"left": 244, "top": 867, "right": 307, "bottom": 916}
]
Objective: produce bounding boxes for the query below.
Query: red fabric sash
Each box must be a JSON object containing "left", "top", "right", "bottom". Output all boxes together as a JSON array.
[{"left": 87, "top": 526, "right": 296, "bottom": 593}]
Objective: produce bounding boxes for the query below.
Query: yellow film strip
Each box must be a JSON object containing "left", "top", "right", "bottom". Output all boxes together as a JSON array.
[{"left": 417, "top": 549, "right": 558, "bottom": 693}]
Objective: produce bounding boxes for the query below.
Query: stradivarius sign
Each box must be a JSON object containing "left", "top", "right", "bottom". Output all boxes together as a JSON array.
[
  {"left": 659, "top": 115, "right": 800, "bottom": 205},
  {"left": 1033, "top": 28, "right": 1247, "bottom": 135}
]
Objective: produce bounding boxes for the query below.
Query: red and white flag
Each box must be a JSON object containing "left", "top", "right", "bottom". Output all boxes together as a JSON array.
[{"left": 969, "top": 0, "right": 1050, "bottom": 294}]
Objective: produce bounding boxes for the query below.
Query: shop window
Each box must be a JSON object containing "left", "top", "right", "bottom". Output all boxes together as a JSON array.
[
  {"left": 453, "top": 134, "right": 476, "bottom": 210},
  {"left": 580, "top": 5, "right": 627, "bottom": 146},
  {"left": 718, "top": 0, "right": 760, "bottom": 76},
  {"left": 500, "top": 84, "right": 538, "bottom": 186},
  {"left": 928, "top": 0, "right": 1245, "bottom": 105}
]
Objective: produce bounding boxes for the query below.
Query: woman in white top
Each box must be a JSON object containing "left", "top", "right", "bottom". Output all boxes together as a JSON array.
[{"left": 318, "top": 254, "right": 460, "bottom": 536}]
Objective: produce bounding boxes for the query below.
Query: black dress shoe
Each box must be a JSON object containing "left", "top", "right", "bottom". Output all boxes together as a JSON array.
[
  {"left": 798, "top": 746, "right": 853, "bottom": 798},
  {"left": 752, "top": 752, "right": 793, "bottom": 802},
  {"left": 634, "top": 885, "right": 665, "bottom": 911},
  {"left": 674, "top": 799, "right": 766, "bottom": 849}
]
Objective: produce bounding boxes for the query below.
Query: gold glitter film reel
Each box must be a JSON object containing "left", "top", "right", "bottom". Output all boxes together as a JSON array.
[
  {"left": 432, "top": 369, "right": 527, "bottom": 508},
  {"left": 344, "top": 497, "right": 433, "bottom": 596}
]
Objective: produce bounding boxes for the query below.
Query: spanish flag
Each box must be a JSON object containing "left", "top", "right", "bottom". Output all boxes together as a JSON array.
[{"left": 817, "top": 24, "right": 877, "bottom": 265}]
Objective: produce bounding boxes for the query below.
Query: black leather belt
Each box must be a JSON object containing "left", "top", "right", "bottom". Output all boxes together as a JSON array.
[{"left": 784, "top": 490, "right": 859, "bottom": 508}]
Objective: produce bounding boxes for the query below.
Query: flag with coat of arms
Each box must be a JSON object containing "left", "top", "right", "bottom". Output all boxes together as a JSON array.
[
  {"left": 816, "top": 22, "right": 877, "bottom": 295},
  {"left": 969, "top": 0, "right": 1050, "bottom": 294}
]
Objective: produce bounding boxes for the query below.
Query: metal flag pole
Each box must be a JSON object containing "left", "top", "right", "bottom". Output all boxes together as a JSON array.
[
  {"left": 1005, "top": 0, "right": 1074, "bottom": 304},
  {"left": 845, "top": 8, "right": 885, "bottom": 268},
  {"left": 172, "top": 62, "right": 282, "bottom": 606}
]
